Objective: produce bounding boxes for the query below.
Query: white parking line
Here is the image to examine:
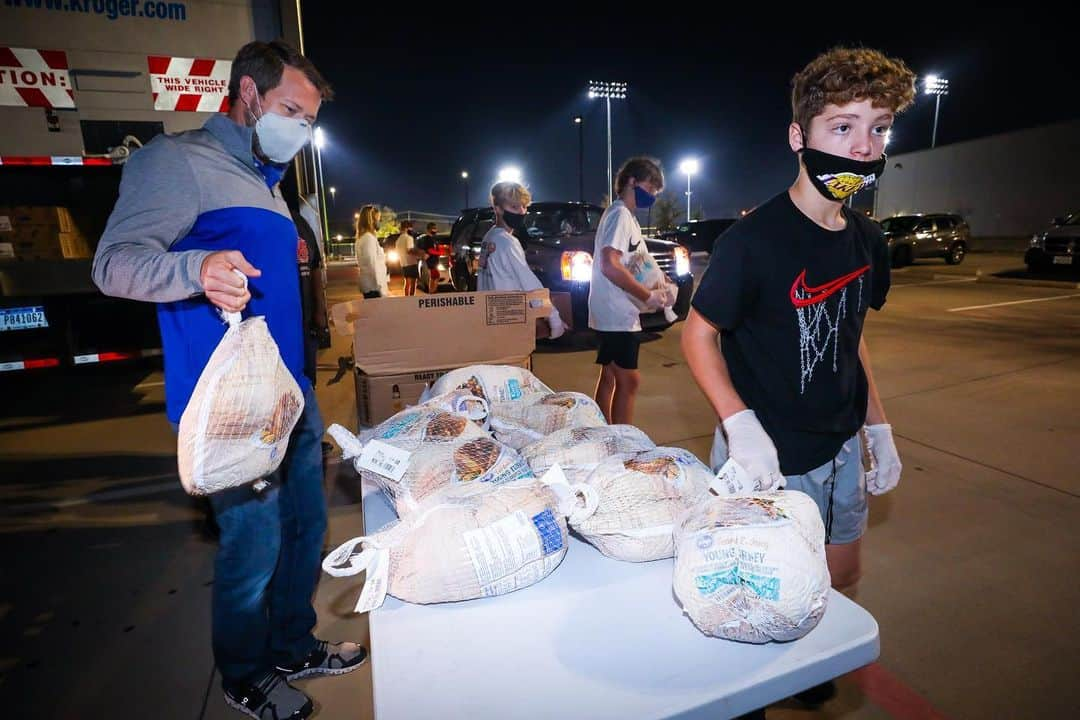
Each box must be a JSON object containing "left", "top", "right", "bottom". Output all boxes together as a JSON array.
[
  {"left": 892, "top": 278, "right": 978, "bottom": 288},
  {"left": 947, "top": 293, "right": 1080, "bottom": 312}
]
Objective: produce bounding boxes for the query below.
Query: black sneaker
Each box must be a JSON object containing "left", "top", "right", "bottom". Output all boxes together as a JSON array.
[
  {"left": 794, "top": 679, "right": 838, "bottom": 707},
  {"left": 276, "top": 640, "right": 368, "bottom": 681},
  {"left": 223, "top": 671, "right": 313, "bottom": 719}
]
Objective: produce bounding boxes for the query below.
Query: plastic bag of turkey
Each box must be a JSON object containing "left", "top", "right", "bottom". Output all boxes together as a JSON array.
[
  {"left": 555, "top": 447, "right": 713, "bottom": 562},
  {"left": 322, "top": 478, "right": 587, "bottom": 610},
  {"left": 489, "top": 392, "right": 607, "bottom": 450},
  {"left": 672, "top": 491, "right": 830, "bottom": 643},
  {"left": 520, "top": 424, "right": 656, "bottom": 483}
]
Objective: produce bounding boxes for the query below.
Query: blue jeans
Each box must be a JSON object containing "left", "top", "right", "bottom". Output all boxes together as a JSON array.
[{"left": 207, "top": 385, "right": 327, "bottom": 686}]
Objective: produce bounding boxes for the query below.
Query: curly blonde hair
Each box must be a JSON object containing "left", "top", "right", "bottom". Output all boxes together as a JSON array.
[{"left": 792, "top": 47, "right": 916, "bottom": 130}]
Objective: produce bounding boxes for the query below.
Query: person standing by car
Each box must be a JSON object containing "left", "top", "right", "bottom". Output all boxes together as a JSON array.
[
  {"left": 355, "top": 204, "right": 389, "bottom": 298},
  {"left": 417, "top": 221, "right": 441, "bottom": 293},
  {"left": 395, "top": 219, "right": 421, "bottom": 295},
  {"left": 588, "top": 157, "right": 669, "bottom": 424},
  {"left": 477, "top": 181, "right": 566, "bottom": 339}
]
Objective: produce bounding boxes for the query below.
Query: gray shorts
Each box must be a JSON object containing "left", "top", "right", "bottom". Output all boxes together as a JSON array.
[{"left": 710, "top": 428, "right": 867, "bottom": 545}]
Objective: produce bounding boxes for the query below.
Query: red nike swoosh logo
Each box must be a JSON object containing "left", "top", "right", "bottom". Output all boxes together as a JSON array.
[{"left": 790, "top": 265, "right": 870, "bottom": 308}]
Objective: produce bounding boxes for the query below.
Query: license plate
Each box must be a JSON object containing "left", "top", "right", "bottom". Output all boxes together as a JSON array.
[
  {"left": 1052, "top": 256, "right": 1073, "bottom": 265},
  {"left": 0, "top": 306, "right": 49, "bottom": 332}
]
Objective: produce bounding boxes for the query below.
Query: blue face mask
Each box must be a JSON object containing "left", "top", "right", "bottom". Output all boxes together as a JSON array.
[{"left": 634, "top": 185, "right": 657, "bottom": 209}]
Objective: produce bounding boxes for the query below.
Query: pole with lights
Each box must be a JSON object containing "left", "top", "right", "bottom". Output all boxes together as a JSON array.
[
  {"left": 587, "top": 81, "right": 627, "bottom": 199},
  {"left": 923, "top": 75, "right": 949, "bottom": 148}
]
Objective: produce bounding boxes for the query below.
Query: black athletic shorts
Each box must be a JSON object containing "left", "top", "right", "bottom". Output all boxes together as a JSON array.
[{"left": 595, "top": 331, "right": 642, "bottom": 370}]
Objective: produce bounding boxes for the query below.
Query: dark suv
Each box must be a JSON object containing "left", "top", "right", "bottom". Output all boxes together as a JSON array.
[
  {"left": 449, "top": 202, "right": 694, "bottom": 331},
  {"left": 1026, "top": 211, "right": 1079, "bottom": 272},
  {"left": 879, "top": 213, "right": 970, "bottom": 267},
  {"left": 661, "top": 218, "right": 738, "bottom": 254}
]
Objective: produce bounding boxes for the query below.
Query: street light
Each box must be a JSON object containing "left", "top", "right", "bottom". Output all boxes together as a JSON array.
[
  {"left": 587, "top": 80, "right": 627, "bottom": 199},
  {"left": 923, "top": 75, "right": 949, "bottom": 149},
  {"left": 329, "top": 186, "right": 336, "bottom": 207},
  {"left": 497, "top": 166, "right": 522, "bottom": 184},
  {"left": 461, "top": 171, "right": 469, "bottom": 209},
  {"left": 679, "top": 158, "right": 700, "bottom": 220},
  {"left": 573, "top": 116, "right": 584, "bottom": 203},
  {"left": 313, "top": 127, "right": 330, "bottom": 251}
]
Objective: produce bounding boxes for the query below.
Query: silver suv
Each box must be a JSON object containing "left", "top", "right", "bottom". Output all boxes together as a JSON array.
[{"left": 880, "top": 213, "right": 970, "bottom": 267}]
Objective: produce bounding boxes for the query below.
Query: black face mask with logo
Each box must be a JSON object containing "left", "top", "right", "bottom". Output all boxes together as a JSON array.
[{"left": 798, "top": 126, "right": 887, "bottom": 201}]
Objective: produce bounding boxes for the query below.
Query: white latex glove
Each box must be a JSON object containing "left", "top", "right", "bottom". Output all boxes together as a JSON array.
[
  {"left": 721, "top": 409, "right": 784, "bottom": 491},
  {"left": 863, "top": 423, "right": 902, "bottom": 495},
  {"left": 547, "top": 310, "right": 566, "bottom": 340},
  {"left": 643, "top": 288, "right": 668, "bottom": 311}
]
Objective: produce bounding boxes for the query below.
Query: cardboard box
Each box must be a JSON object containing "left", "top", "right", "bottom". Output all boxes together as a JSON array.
[
  {"left": 5, "top": 225, "right": 63, "bottom": 260},
  {"left": 333, "top": 289, "right": 552, "bottom": 426},
  {"left": 59, "top": 231, "right": 92, "bottom": 259},
  {"left": 354, "top": 357, "right": 532, "bottom": 428},
  {"left": 0, "top": 209, "right": 90, "bottom": 260},
  {"left": 0, "top": 205, "right": 79, "bottom": 233}
]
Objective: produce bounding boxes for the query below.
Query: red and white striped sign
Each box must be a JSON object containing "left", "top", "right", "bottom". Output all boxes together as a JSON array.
[
  {"left": 0, "top": 47, "right": 75, "bottom": 109},
  {"left": 0, "top": 156, "right": 113, "bottom": 166},
  {"left": 148, "top": 55, "right": 231, "bottom": 112}
]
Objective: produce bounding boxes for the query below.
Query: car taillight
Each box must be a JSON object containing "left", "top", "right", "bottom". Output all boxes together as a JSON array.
[{"left": 561, "top": 251, "right": 593, "bottom": 282}]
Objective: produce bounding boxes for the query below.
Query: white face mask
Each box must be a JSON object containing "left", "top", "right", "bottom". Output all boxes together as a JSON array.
[{"left": 250, "top": 93, "right": 311, "bottom": 163}]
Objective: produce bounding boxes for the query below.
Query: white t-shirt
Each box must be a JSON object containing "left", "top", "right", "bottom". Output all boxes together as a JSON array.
[
  {"left": 588, "top": 200, "right": 645, "bottom": 331},
  {"left": 356, "top": 232, "right": 390, "bottom": 295},
  {"left": 476, "top": 226, "right": 543, "bottom": 292},
  {"left": 395, "top": 231, "right": 414, "bottom": 260}
]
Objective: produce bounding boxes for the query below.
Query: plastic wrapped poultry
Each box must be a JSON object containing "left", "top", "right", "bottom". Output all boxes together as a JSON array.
[
  {"left": 327, "top": 391, "right": 531, "bottom": 515},
  {"left": 520, "top": 425, "right": 656, "bottom": 483},
  {"left": 672, "top": 491, "right": 830, "bottom": 643},
  {"left": 554, "top": 447, "right": 714, "bottom": 562},
  {"left": 490, "top": 392, "right": 607, "bottom": 450},
  {"left": 322, "top": 478, "right": 589, "bottom": 610}
]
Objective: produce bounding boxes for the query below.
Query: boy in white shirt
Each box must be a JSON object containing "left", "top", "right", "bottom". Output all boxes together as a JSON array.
[{"left": 588, "top": 157, "right": 668, "bottom": 424}]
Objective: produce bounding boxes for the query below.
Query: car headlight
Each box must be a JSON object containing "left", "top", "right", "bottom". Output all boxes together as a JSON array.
[
  {"left": 1030, "top": 233, "right": 1046, "bottom": 248},
  {"left": 561, "top": 251, "right": 593, "bottom": 282},
  {"left": 674, "top": 245, "right": 691, "bottom": 277},
  {"left": 387, "top": 250, "right": 400, "bottom": 263}
]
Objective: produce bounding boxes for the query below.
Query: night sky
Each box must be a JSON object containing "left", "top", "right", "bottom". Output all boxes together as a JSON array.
[{"left": 301, "top": 9, "right": 1078, "bottom": 226}]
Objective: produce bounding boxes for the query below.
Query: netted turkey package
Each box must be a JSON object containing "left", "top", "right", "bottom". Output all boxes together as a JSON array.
[
  {"left": 564, "top": 447, "right": 714, "bottom": 562},
  {"left": 322, "top": 480, "right": 573, "bottom": 609},
  {"left": 673, "top": 492, "right": 830, "bottom": 643},
  {"left": 424, "top": 364, "right": 552, "bottom": 404},
  {"left": 490, "top": 392, "right": 608, "bottom": 450},
  {"left": 327, "top": 399, "right": 532, "bottom": 515},
  {"left": 625, "top": 250, "right": 678, "bottom": 323},
  {"left": 178, "top": 315, "right": 304, "bottom": 496},
  {"left": 520, "top": 425, "right": 656, "bottom": 483}
]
